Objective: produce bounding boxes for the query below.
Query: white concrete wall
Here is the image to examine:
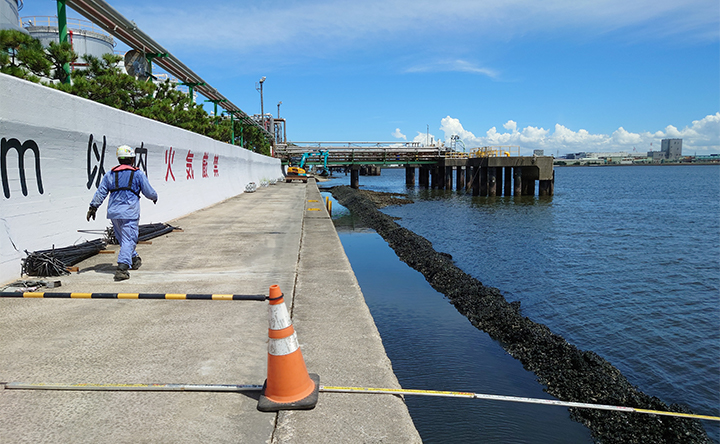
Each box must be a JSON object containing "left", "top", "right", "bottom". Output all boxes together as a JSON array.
[{"left": 0, "top": 73, "right": 282, "bottom": 284}]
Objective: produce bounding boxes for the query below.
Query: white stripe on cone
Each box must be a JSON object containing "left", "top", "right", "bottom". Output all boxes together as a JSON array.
[
  {"left": 269, "top": 332, "right": 300, "bottom": 356},
  {"left": 269, "top": 303, "right": 292, "bottom": 331}
]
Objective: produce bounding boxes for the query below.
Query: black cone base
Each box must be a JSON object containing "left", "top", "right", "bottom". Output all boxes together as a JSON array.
[{"left": 257, "top": 373, "right": 320, "bottom": 412}]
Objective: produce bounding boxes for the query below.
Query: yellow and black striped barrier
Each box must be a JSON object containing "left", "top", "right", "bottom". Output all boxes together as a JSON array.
[{"left": 0, "top": 292, "right": 267, "bottom": 301}]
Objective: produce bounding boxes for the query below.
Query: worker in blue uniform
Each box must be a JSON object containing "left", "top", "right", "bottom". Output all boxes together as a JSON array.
[{"left": 86, "top": 145, "right": 158, "bottom": 281}]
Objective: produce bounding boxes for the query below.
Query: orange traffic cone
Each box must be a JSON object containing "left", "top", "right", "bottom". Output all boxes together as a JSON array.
[{"left": 257, "top": 284, "right": 319, "bottom": 412}]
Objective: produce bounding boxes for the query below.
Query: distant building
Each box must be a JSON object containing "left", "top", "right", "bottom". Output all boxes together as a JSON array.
[
  {"left": 647, "top": 139, "right": 682, "bottom": 162},
  {"left": 695, "top": 154, "right": 720, "bottom": 163},
  {"left": 591, "top": 151, "right": 630, "bottom": 159},
  {"left": 565, "top": 152, "right": 587, "bottom": 159},
  {"left": 648, "top": 151, "right": 666, "bottom": 163},
  {"left": 661, "top": 139, "right": 682, "bottom": 160}
]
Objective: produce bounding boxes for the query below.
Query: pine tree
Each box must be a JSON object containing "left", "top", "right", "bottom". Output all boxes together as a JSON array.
[
  {"left": 2, "top": 30, "right": 272, "bottom": 150},
  {"left": 0, "top": 29, "right": 51, "bottom": 81},
  {"left": 54, "top": 53, "right": 155, "bottom": 111},
  {"left": 45, "top": 40, "right": 78, "bottom": 84}
]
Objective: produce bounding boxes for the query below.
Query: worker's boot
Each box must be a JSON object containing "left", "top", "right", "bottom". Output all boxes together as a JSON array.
[
  {"left": 114, "top": 263, "right": 130, "bottom": 281},
  {"left": 131, "top": 255, "right": 142, "bottom": 270}
]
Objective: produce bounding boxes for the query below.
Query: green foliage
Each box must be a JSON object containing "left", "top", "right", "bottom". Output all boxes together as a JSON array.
[
  {"left": 0, "top": 29, "right": 50, "bottom": 81},
  {"left": 54, "top": 53, "right": 155, "bottom": 111},
  {"left": 1, "top": 30, "right": 273, "bottom": 151},
  {"left": 239, "top": 123, "right": 272, "bottom": 155},
  {"left": 45, "top": 41, "right": 78, "bottom": 84},
  {"left": 135, "top": 79, "right": 214, "bottom": 135}
]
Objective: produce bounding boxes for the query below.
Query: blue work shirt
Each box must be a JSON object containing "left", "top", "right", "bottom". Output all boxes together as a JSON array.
[{"left": 90, "top": 165, "right": 158, "bottom": 220}]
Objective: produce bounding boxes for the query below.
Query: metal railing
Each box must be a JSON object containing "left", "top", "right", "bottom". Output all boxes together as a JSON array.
[
  {"left": 276, "top": 145, "right": 444, "bottom": 166},
  {"left": 444, "top": 146, "right": 522, "bottom": 158},
  {"left": 469, "top": 146, "right": 520, "bottom": 158},
  {"left": 278, "top": 144, "right": 523, "bottom": 163},
  {"left": 21, "top": 16, "right": 110, "bottom": 36},
  {"left": 275, "top": 142, "right": 537, "bottom": 168},
  {"left": 289, "top": 141, "right": 427, "bottom": 148}
]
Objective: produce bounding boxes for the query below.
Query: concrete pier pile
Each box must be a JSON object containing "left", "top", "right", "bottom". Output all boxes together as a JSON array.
[{"left": 330, "top": 185, "right": 710, "bottom": 444}]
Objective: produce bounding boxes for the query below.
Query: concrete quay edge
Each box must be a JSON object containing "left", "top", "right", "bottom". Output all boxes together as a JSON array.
[{"left": 0, "top": 179, "right": 421, "bottom": 443}]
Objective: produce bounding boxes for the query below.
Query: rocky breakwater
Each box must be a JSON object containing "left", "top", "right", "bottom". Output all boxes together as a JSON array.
[{"left": 330, "top": 186, "right": 710, "bottom": 444}]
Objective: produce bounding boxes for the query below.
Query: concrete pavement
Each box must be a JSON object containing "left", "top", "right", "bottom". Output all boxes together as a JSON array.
[{"left": 0, "top": 180, "right": 421, "bottom": 443}]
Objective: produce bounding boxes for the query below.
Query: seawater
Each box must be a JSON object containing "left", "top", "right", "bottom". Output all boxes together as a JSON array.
[{"left": 321, "top": 165, "right": 720, "bottom": 443}]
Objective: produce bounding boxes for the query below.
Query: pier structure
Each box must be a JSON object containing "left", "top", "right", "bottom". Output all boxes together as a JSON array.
[
  {"left": 423, "top": 156, "right": 555, "bottom": 196},
  {"left": 276, "top": 143, "right": 554, "bottom": 196}
]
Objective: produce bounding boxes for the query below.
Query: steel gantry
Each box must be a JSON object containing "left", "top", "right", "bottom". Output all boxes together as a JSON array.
[
  {"left": 275, "top": 142, "right": 445, "bottom": 167},
  {"left": 62, "top": 0, "right": 272, "bottom": 140}
]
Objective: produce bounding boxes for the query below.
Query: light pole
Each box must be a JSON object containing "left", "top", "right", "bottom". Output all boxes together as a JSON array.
[
  {"left": 256, "top": 76, "right": 266, "bottom": 130},
  {"left": 277, "top": 101, "right": 282, "bottom": 118}
]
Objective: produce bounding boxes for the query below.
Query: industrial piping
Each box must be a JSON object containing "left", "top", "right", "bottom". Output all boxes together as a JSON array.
[{"left": 63, "top": 0, "right": 272, "bottom": 138}]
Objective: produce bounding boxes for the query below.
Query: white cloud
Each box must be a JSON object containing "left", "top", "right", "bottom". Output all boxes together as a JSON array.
[
  {"left": 440, "top": 116, "right": 479, "bottom": 142},
  {"left": 406, "top": 60, "right": 499, "bottom": 78},
  {"left": 611, "top": 127, "right": 644, "bottom": 145},
  {"left": 413, "top": 131, "right": 438, "bottom": 146},
  {"left": 117, "top": 0, "right": 718, "bottom": 57},
  {"left": 392, "top": 128, "right": 407, "bottom": 140},
  {"left": 520, "top": 126, "right": 551, "bottom": 144},
  {"left": 437, "top": 113, "right": 720, "bottom": 155},
  {"left": 552, "top": 124, "right": 604, "bottom": 145},
  {"left": 666, "top": 113, "right": 720, "bottom": 148}
]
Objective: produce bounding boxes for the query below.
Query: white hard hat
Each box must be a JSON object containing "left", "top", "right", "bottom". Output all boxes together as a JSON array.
[{"left": 116, "top": 145, "right": 135, "bottom": 159}]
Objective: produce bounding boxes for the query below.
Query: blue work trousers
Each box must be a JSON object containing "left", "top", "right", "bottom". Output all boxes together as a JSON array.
[{"left": 112, "top": 219, "right": 139, "bottom": 267}]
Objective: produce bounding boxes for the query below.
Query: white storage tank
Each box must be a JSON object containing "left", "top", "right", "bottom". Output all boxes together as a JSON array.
[
  {"left": 1, "top": 0, "right": 28, "bottom": 34},
  {"left": 22, "top": 15, "right": 115, "bottom": 65}
]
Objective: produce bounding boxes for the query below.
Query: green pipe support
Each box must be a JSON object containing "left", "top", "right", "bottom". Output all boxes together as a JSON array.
[
  {"left": 180, "top": 82, "right": 205, "bottom": 103},
  {"left": 56, "top": 0, "right": 71, "bottom": 83}
]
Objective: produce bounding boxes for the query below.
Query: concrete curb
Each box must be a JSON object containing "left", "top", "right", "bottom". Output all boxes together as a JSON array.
[{"left": 273, "top": 180, "right": 422, "bottom": 443}]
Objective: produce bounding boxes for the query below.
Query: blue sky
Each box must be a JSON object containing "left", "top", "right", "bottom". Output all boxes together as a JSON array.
[{"left": 19, "top": 0, "right": 720, "bottom": 155}]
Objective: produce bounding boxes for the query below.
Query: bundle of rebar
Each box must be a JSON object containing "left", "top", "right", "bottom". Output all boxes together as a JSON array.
[
  {"left": 105, "top": 223, "right": 179, "bottom": 244},
  {"left": 21, "top": 239, "right": 107, "bottom": 277},
  {"left": 139, "top": 223, "right": 177, "bottom": 242}
]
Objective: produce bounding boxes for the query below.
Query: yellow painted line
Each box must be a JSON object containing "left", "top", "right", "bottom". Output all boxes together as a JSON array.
[
  {"left": 211, "top": 294, "right": 233, "bottom": 300},
  {"left": 117, "top": 293, "right": 140, "bottom": 299},
  {"left": 4, "top": 381, "right": 718, "bottom": 422},
  {"left": 165, "top": 294, "right": 186, "bottom": 300},
  {"left": 308, "top": 208, "right": 321, "bottom": 211},
  {"left": 23, "top": 292, "right": 44, "bottom": 298},
  {"left": 322, "top": 386, "right": 474, "bottom": 398},
  {"left": 308, "top": 199, "right": 319, "bottom": 202},
  {"left": 70, "top": 293, "right": 93, "bottom": 298},
  {"left": 320, "top": 386, "right": 720, "bottom": 422},
  {"left": 635, "top": 408, "right": 720, "bottom": 422}
]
